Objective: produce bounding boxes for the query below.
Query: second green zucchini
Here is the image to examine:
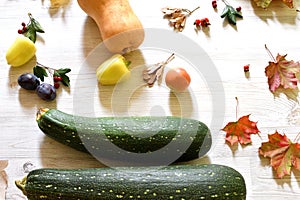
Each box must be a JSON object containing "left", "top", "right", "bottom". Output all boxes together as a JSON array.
[{"left": 36, "top": 108, "right": 212, "bottom": 164}]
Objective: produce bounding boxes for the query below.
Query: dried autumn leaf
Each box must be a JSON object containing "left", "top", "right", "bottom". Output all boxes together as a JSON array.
[
  {"left": 143, "top": 53, "right": 175, "bottom": 87},
  {"left": 259, "top": 131, "right": 300, "bottom": 178},
  {"left": 222, "top": 115, "right": 260, "bottom": 145},
  {"left": 161, "top": 7, "right": 187, "bottom": 32},
  {"left": 161, "top": 6, "right": 199, "bottom": 32},
  {"left": 253, "top": 0, "right": 293, "bottom": 8},
  {"left": 265, "top": 54, "right": 300, "bottom": 93}
]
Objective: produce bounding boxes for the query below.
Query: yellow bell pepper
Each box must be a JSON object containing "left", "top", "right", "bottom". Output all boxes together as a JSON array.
[
  {"left": 96, "top": 54, "right": 131, "bottom": 85},
  {"left": 6, "top": 36, "right": 36, "bottom": 67}
]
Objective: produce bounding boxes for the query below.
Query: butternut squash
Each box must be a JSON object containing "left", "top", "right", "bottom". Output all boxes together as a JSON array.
[{"left": 77, "top": 0, "right": 144, "bottom": 54}]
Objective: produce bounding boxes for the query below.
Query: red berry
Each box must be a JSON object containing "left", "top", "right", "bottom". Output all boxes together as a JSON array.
[
  {"left": 236, "top": 6, "right": 242, "bottom": 12},
  {"left": 18, "top": 29, "right": 23, "bottom": 34},
  {"left": 54, "top": 76, "right": 62, "bottom": 82},
  {"left": 200, "top": 20, "right": 205, "bottom": 26},
  {"left": 54, "top": 82, "right": 60, "bottom": 89},
  {"left": 21, "top": 22, "right": 26, "bottom": 27},
  {"left": 212, "top": 0, "right": 217, "bottom": 8},
  {"left": 194, "top": 19, "right": 201, "bottom": 26},
  {"left": 244, "top": 65, "right": 250, "bottom": 72},
  {"left": 22, "top": 26, "right": 27, "bottom": 31},
  {"left": 200, "top": 18, "right": 210, "bottom": 27}
]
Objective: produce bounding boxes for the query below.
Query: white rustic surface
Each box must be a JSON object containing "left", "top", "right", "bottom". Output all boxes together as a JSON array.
[{"left": 1, "top": 0, "right": 300, "bottom": 199}]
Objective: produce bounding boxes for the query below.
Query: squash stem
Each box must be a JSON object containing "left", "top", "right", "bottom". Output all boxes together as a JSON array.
[
  {"left": 36, "top": 108, "right": 49, "bottom": 121},
  {"left": 15, "top": 176, "right": 27, "bottom": 195}
]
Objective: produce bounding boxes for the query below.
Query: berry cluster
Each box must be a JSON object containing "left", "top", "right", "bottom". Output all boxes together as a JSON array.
[
  {"left": 17, "top": 22, "right": 27, "bottom": 34},
  {"left": 194, "top": 18, "right": 211, "bottom": 28},
  {"left": 18, "top": 73, "right": 56, "bottom": 101},
  {"left": 53, "top": 76, "right": 63, "bottom": 89},
  {"left": 16, "top": 13, "right": 44, "bottom": 43},
  {"left": 213, "top": 1, "right": 242, "bottom": 13}
]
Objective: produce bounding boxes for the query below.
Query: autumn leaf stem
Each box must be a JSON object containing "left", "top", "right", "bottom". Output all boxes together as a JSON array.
[
  {"left": 164, "top": 53, "right": 175, "bottom": 65},
  {"left": 186, "top": 6, "right": 200, "bottom": 15},
  {"left": 264, "top": 44, "right": 276, "bottom": 63},
  {"left": 222, "top": 0, "right": 230, "bottom": 6},
  {"left": 294, "top": 132, "right": 300, "bottom": 143},
  {"left": 36, "top": 62, "right": 56, "bottom": 71},
  {"left": 235, "top": 97, "right": 239, "bottom": 120}
]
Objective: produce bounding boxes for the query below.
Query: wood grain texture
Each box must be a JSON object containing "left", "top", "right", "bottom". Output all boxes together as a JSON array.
[{"left": 1, "top": 0, "right": 300, "bottom": 199}]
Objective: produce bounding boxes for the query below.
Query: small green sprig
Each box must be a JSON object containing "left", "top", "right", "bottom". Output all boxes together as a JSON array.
[
  {"left": 220, "top": 0, "right": 243, "bottom": 25},
  {"left": 23, "top": 13, "right": 45, "bottom": 43},
  {"left": 34, "top": 62, "right": 71, "bottom": 87}
]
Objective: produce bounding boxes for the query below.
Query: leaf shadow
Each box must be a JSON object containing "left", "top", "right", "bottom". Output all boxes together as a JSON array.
[
  {"left": 226, "top": 141, "right": 239, "bottom": 155},
  {"left": 258, "top": 154, "right": 292, "bottom": 186},
  {"left": 227, "top": 142, "right": 253, "bottom": 156},
  {"left": 259, "top": 154, "right": 300, "bottom": 186},
  {"left": 273, "top": 87, "right": 299, "bottom": 102},
  {"left": 291, "top": 168, "right": 300, "bottom": 187},
  {"left": 221, "top": 18, "right": 243, "bottom": 31},
  {"left": 270, "top": 168, "right": 300, "bottom": 188},
  {"left": 258, "top": 154, "right": 270, "bottom": 167},
  {"left": 273, "top": 171, "right": 292, "bottom": 187},
  {"left": 42, "top": 0, "right": 72, "bottom": 18},
  {"left": 250, "top": 1, "right": 297, "bottom": 25}
]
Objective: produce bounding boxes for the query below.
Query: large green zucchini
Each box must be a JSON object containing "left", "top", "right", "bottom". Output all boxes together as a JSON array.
[
  {"left": 36, "top": 108, "right": 212, "bottom": 164},
  {"left": 15, "top": 164, "right": 246, "bottom": 200}
]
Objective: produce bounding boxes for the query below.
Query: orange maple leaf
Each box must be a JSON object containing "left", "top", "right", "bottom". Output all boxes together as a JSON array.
[
  {"left": 265, "top": 54, "right": 300, "bottom": 93},
  {"left": 221, "top": 115, "right": 260, "bottom": 146},
  {"left": 259, "top": 131, "right": 300, "bottom": 178}
]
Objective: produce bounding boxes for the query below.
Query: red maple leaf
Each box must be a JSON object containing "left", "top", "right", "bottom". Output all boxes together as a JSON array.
[
  {"left": 259, "top": 131, "right": 300, "bottom": 178},
  {"left": 265, "top": 53, "right": 300, "bottom": 93},
  {"left": 221, "top": 115, "right": 260, "bottom": 146}
]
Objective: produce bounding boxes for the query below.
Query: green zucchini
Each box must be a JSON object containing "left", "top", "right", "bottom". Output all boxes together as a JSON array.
[
  {"left": 36, "top": 108, "right": 211, "bottom": 164},
  {"left": 15, "top": 164, "right": 246, "bottom": 200}
]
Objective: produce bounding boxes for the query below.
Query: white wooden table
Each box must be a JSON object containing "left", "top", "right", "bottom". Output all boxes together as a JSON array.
[{"left": 1, "top": 0, "right": 300, "bottom": 199}]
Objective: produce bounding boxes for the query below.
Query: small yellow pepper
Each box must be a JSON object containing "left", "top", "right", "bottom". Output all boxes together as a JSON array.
[
  {"left": 6, "top": 36, "right": 36, "bottom": 67},
  {"left": 96, "top": 54, "right": 131, "bottom": 85}
]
